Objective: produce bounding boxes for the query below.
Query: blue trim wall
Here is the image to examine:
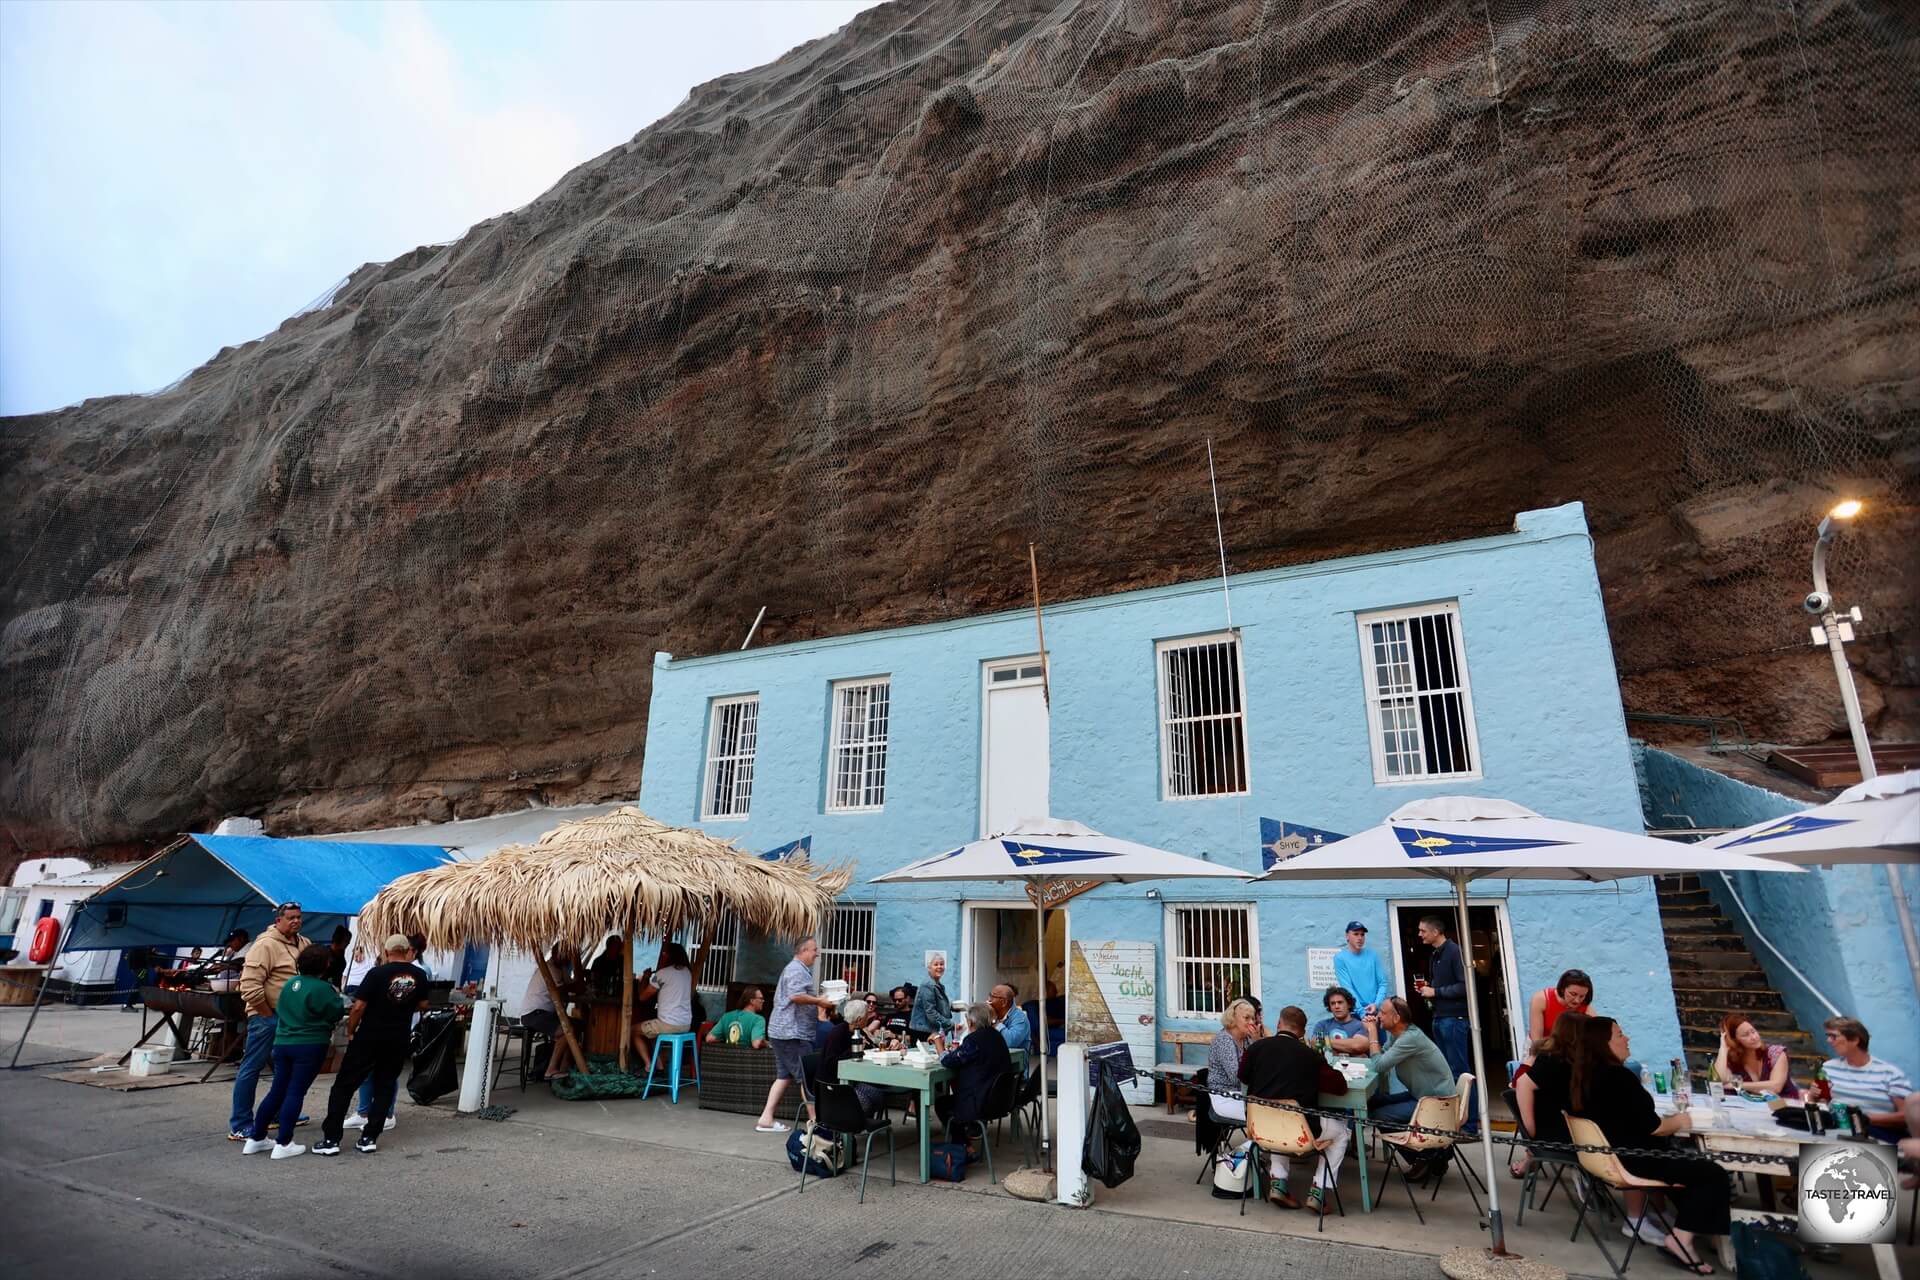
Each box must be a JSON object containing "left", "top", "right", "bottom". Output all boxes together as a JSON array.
[
  {"left": 643, "top": 504, "right": 1686, "bottom": 1069},
  {"left": 1638, "top": 746, "right": 1919, "bottom": 1068}
]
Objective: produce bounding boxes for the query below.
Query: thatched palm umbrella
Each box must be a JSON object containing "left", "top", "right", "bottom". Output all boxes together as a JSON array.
[{"left": 360, "top": 807, "right": 849, "bottom": 1072}]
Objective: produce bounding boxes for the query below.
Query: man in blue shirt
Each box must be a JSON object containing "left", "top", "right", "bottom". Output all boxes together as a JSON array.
[
  {"left": 988, "top": 982, "right": 1030, "bottom": 1051},
  {"left": 1331, "top": 921, "right": 1389, "bottom": 1016}
]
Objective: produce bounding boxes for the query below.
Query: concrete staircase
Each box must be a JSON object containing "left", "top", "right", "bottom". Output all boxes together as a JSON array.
[{"left": 1655, "top": 873, "right": 1825, "bottom": 1081}]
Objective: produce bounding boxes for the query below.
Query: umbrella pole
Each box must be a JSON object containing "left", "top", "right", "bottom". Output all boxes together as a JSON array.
[
  {"left": 619, "top": 936, "right": 632, "bottom": 1073},
  {"left": 533, "top": 949, "right": 588, "bottom": 1077},
  {"left": 1035, "top": 885, "right": 1052, "bottom": 1170},
  {"left": 1453, "top": 874, "right": 1507, "bottom": 1255}
]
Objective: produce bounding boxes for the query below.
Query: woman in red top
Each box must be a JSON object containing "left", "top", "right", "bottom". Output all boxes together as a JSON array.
[
  {"left": 1713, "top": 1012, "right": 1800, "bottom": 1098},
  {"left": 1527, "top": 968, "right": 1594, "bottom": 1041}
]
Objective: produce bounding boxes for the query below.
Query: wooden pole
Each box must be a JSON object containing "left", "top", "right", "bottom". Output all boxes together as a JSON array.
[
  {"left": 532, "top": 949, "right": 587, "bottom": 1076},
  {"left": 690, "top": 915, "right": 721, "bottom": 993},
  {"left": 618, "top": 936, "right": 632, "bottom": 1073},
  {"left": 1028, "top": 543, "right": 1051, "bottom": 708}
]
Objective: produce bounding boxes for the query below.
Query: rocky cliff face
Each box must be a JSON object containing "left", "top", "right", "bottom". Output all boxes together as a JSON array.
[{"left": 4, "top": 0, "right": 1917, "bottom": 850}]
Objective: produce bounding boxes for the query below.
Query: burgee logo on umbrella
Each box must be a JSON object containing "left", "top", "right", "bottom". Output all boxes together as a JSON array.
[
  {"left": 1392, "top": 826, "right": 1575, "bottom": 858},
  {"left": 1719, "top": 814, "right": 1856, "bottom": 848}
]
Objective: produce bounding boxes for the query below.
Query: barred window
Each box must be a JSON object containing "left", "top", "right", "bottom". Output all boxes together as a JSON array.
[
  {"left": 828, "top": 677, "right": 890, "bottom": 812},
  {"left": 1165, "top": 904, "right": 1259, "bottom": 1019},
  {"left": 1357, "top": 602, "right": 1480, "bottom": 783},
  {"left": 683, "top": 912, "right": 738, "bottom": 989},
  {"left": 816, "top": 903, "right": 876, "bottom": 993},
  {"left": 702, "top": 695, "right": 759, "bottom": 819},
  {"left": 1156, "top": 634, "right": 1248, "bottom": 799}
]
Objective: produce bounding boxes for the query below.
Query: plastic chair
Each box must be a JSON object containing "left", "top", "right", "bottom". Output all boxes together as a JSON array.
[
  {"left": 1424, "top": 1073, "right": 1486, "bottom": 1218},
  {"left": 1563, "top": 1113, "right": 1690, "bottom": 1278},
  {"left": 1376, "top": 1092, "right": 1461, "bottom": 1224},
  {"left": 1504, "top": 1084, "right": 1579, "bottom": 1222},
  {"left": 947, "top": 1071, "right": 1018, "bottom": 1184},
  {"left": 1244, "top": 1101, "right": 1344, "bottom": 1231},
  {"left": 1194, "top": 1082, "right": 1246, "bottom": 1186},
  {"left": 798, "top": 1082, "right": 897, "bottom": 1203},
  {"left": 640, "top": 1032, "right": 701, "bottom": 1103}
]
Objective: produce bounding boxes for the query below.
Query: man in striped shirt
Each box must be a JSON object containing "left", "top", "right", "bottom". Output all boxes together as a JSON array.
[{"left": 1822, "top": 1016, "right": 1913, "bottom": 1143}]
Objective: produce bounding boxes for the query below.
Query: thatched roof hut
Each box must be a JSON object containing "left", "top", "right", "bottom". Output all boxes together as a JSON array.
[{"left": 358, "top": 806, "right": 849, "bottom": 951}]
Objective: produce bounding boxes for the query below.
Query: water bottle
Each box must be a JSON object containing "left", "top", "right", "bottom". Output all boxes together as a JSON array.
[{"left": 1642, "top": 1066, "right": 1657, "bottom": 1097}]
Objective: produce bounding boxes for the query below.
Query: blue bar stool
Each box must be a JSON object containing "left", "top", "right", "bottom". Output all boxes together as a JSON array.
[{"left": 641, "top": 1033, "right": 701, "bottom": 1103}]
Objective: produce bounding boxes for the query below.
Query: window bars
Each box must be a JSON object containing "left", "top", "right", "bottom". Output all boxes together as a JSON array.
[
  {"left": 828, "top": 678, "right": 890, "bottom": 812},
  {"left": 1157, "top": 634, "right": 1249, "bottom": 799},
  {"left": 1166, "top": 904, "right": 1259, "bottom": 1018},
  {"left": 1358, "top": 603, "right": 1479, "bottom": 782},
  {"left": 702, "top": 695, "right": 759, "bottom": 819},
  {"left": 817, "top": 903, "right": 876, "bottom": 993}
]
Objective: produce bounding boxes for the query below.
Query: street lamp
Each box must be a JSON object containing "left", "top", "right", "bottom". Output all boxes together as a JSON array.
[
  {"left": 1805, "top": 498, "right": 1871, "bottom": 779},
  {"left": 1803, "top": 500, "right": 1920, "bottom": 1005}
]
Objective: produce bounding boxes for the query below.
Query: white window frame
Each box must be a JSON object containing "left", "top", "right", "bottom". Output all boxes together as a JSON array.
[
  {"left": 979, "top": 655, "right": 1047, "bottom": 837},
  {"left": 1155, "top": 632, "right": 1251, "bottom": 801},
  {"left": 815, "top": 903, "right": 877, "bottom": 993},
  {"left": 1355, "top": 600, "right": 1482, "bottom": 785},
  {"left": 701, "top": 694, "right": 760, "bottom": 820},
  {"left": 1163, "top": 903, "right": 1261, "bottom": 1020},
  {"left": 683, "top": 912, "right": 739, "bottom": 990},
  {"left": 826, "top": 676, "right": 891, "bottom": 814}
]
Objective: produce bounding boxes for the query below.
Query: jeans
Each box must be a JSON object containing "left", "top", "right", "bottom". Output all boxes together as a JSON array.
[
  {"left": 251, "top": 1042, "right": 327, "bottom": 1145},
  {"left": 1373, "top": 1091, "right": 1418, "bottom": 1127},
  {"left": 356, "top": 1075, "right": 396, "bottom": 1120},
  {"left": 1431, "top": 1017, "right": 1479, "bottom": 1132},
  {"left": 228, "top": 1014, "right": 277, "bottom": 1132},
  {"left": 323, "top": 1036, "right": 411, "bottom": 1143}
]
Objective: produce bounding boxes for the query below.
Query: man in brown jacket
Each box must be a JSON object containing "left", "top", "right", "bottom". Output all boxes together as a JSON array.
[{"left": 227, "top": 903, "right": 313, "bottom": 1140}]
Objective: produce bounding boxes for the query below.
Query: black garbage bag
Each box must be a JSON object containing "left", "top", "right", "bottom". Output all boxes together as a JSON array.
[
  {"left": 407, "top": 1008, "right": 461, "bottom": 1105},
  {"left": 1082, "top": 1063, "right": 1141, "bottom": 1188}
]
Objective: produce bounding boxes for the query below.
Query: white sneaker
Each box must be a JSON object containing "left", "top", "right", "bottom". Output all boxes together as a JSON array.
[
  {"left": 382, "top": 1112, "right": 394, "bottom": 1129},
  {"left": 270, "top": 1142, "right": 307, "bottom": 1160},
  {"left": 1623, "top": 1218, "right": 1668, "bottom": 1246},
  {"left": 241, "top": 1137, "right": 275, "bottom": 1155},
  {"left": 342, "top": 1113, "right": 368, "bottom": 1130}
]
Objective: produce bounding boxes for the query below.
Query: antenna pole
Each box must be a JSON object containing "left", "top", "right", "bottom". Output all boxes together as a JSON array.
[
  {"left": 739, "top": 606, "right": 767, "bottom": 651},
  {"left": 1206, "top": 438, "right": 1234, "bottom": 631},
  {"left": 1028, "top": 544, "right": 1051, "bottom": 708}
]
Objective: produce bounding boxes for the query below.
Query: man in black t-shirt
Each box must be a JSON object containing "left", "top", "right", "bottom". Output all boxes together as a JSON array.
[{"left": 314, "top": 934, "right": 429, "bottom": 1156}]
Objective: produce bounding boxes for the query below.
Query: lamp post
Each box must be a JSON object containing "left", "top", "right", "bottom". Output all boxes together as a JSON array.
[{"left": 1806, "top": 500, "right": 1920, "bottom": 1003}]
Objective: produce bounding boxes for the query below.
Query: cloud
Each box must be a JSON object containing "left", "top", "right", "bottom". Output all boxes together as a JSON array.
[{"left": 0, "top": 0, "right": 876, "bottom": 415}]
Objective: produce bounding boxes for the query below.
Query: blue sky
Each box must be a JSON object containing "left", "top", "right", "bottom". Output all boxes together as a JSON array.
[{"left": 0, "top": 0, "right": 877, "bottom": 416}]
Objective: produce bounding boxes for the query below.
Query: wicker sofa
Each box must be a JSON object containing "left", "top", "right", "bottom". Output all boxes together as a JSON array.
[{"left": 694, "top": 979, "right": 783, "bottom": 1116}]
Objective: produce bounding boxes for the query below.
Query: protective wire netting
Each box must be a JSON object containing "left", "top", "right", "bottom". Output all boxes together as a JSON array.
[{"left": 2, "top": 0, "right": 1916, "bottom": 849}]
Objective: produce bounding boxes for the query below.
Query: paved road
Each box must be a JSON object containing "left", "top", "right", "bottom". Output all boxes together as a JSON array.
[{"left": 0, "top": 1040, "right": 1453, "bottom": 1280}]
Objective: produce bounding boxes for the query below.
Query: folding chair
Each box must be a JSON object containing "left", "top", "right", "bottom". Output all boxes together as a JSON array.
[
  {"left": 1504, "top": 1085, "right": 1580, "bottom": 1223},
  {"left": 1376, "top": 1092, "right": 1460, "bottom": 1225},
  {"left": 1243, "top": 1101, "right": 1345, "bottom": 1231},
  {"left": 1563, "top": 1113, "right": 1696, "bottom": 1278}
]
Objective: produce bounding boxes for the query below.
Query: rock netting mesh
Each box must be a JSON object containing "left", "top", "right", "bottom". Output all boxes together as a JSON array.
[{"left": 2, "top": 0, "right": 1916, "bottom": 848}]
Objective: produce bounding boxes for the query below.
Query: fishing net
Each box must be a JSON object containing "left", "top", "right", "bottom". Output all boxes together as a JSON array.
[{"left": 2, "top": 0, "right": 1915, "bottom": 850}]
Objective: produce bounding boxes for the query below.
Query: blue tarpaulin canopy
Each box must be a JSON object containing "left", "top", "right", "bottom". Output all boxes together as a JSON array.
[{"left": 64, "top": 834, "right": 455, "bottom": 951}]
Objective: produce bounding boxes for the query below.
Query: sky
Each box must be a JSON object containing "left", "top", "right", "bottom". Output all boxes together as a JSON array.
[{"left": 0, "top": 0, "right": 878, "bottom": 417}]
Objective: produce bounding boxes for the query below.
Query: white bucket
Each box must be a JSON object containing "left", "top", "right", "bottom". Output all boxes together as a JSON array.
[{"left": 129, "top": 1046, "right": 173, "bottom": 1077}]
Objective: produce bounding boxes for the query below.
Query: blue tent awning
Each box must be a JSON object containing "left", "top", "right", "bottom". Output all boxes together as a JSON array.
[{"left": 63, "top": 834, "right": 454, "bottom": 951}]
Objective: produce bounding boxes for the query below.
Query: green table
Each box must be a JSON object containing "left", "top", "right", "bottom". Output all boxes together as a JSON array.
[
  {"left": 1318, "top": 1066, "right": 1377, "bottom": 1213},
  {"left": 837, "top": 1049, "right": 1029, "bottom": 1183}
]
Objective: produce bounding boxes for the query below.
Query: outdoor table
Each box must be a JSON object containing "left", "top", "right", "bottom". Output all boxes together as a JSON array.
[
  {"left": 1665, "top": 1092, "right": 1900, "bottom": 1280},
  {"left": 838, "top": 1048, "right": 1030, "bottom": 1184},
  {"left": 1318, "top": 1065, "right": 1377, "bottom": 1213}
]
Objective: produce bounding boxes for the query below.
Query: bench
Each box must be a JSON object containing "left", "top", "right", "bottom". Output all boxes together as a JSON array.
[{"left": 1161, "top": 1030, "right": 1216, "bottom": 1113}]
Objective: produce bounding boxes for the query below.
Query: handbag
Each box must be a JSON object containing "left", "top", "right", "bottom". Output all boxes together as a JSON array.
[
  {"left": 1210, "top": 1145, "right": 1252, "bottom": 1199},
  {"left": 786, "top": 1124, "right": 842, "bottom": 1178},
  {"left": 929, "top": 1141, "right": 969, "bottom": 1182}
]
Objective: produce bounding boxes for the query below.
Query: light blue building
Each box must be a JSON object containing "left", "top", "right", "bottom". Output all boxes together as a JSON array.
[{"left": 639, "top": 503, "right": 1688, "bottom": 1074}]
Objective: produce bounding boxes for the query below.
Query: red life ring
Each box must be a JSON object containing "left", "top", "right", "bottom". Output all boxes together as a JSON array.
[{"left": 27, "top": 916, "right": 60, "bottom": 964}]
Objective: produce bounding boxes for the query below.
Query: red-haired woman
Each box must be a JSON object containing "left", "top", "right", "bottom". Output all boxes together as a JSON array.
[{"left": 1712, "top": 1013, "right": 1800, "bottom": 1098}]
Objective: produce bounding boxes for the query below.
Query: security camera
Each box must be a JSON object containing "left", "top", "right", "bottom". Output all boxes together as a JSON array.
[{"left": 1803, "top": 591, "right": 1832, "bottom": 615}]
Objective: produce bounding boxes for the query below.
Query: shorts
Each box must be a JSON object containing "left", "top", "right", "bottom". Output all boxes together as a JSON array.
[
  {"left": 638, "top": 1018, "right": 690, "bottom": 1037},
  {"left": 522, "top": 1008, "right": 560, "bottom": 1038},
  {"left": 772, "top": 1037, "right": 810, "bottom": 1082}
]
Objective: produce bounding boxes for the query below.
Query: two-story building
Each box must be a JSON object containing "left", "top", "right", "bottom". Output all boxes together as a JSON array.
[{"left": 638, "top": 503, "right": 1689, "bottom": 1074}]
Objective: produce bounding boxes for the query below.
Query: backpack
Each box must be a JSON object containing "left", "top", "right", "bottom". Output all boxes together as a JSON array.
[
  {"left": 1732, "top": 1221, "right": 1809, "bottom": 1280},
  {"left": 929, "top": 1141, "right": 970, "bottom": 1182},
  {"left": 785, "top": 1123, "right": 843, "bottom": 1178},
  {"left": 1209, "top": 1145, "right": 1252, "bottom": 1199}
]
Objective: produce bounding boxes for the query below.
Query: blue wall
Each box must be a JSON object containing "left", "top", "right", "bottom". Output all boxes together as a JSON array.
[
  {"left": 1639, "top": 746, "right": 1920, "bottom": 1069},
  {"left": 641, "top": 504, "right": 1687, "bottom": 1068}
]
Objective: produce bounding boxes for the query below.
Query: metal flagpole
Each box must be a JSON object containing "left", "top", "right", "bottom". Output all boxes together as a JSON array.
[
  {"left": 1035, "top": 884, "right": 1052, "bottom": 1169},
  {"left": 1453, "top": 873, "right": 1507, "bottom": 1254}
]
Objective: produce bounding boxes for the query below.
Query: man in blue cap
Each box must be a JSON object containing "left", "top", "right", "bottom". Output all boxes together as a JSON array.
[{"left": 1332, "top": 921, "right": 1390, "bottom": 1017}]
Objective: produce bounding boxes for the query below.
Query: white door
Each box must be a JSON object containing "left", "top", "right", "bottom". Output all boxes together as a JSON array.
[{"left": 981, "top": 657, "right": 1050, "bottom": 837}]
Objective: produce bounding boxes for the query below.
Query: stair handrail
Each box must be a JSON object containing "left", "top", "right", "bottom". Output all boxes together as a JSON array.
[{"left": 1715, "top": 871, "right": 1842, "bottom": 1020}]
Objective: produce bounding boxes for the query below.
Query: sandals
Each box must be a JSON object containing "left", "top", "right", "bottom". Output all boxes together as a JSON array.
[{"left": 1656, "top": 1241, "right": 1712, "bottom": 1275}]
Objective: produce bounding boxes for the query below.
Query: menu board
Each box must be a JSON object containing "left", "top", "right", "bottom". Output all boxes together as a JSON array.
[{"left": 1065, "top": 939, "right": 1156, "bottom": 1105}]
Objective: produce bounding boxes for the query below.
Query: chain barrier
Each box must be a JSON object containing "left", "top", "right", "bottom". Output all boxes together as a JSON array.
[{"left": 1135, "top": 1065, "right": 1839, "bottom": 1168}]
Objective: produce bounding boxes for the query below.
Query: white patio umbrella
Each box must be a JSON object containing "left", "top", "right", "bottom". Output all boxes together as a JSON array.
[
  {"left": 871, "top": 816, "right": 1250, "bottom": 1168},
  {"left": 1703, "top": 769, "right": 1920, "bottom": 1006},
  {"left": 1257, "top": 795, "right": 1806, "bottom": 1258}
]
